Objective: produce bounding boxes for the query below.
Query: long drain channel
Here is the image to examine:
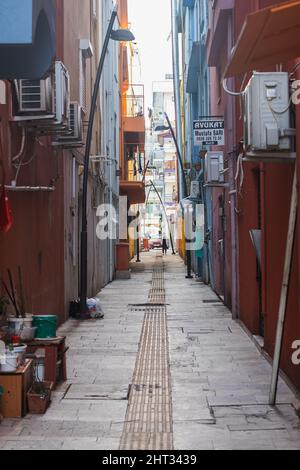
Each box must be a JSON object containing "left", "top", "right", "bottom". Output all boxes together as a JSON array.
[{"left": 120, "top": 256, "right": 173, "bottom": 450}]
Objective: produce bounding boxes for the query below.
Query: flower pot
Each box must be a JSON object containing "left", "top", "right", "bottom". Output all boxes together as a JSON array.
[{"left": 27, "top": 381, "right": 53, "bottom": 414}]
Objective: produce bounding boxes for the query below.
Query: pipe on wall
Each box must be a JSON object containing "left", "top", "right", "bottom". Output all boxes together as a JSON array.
[{"left": 171, "top": 0, "right": 184, "bottom": 201}]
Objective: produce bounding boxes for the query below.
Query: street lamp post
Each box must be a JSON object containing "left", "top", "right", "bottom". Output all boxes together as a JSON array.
[
  {"left": 148, "top": 180, "right": 176, "bottom": 255},
  {"left": 79, "top": 8, "right": 135, "bottom": 315},
  {"left": 155, "top": 113, "right": 193, "bottom": 279},
  {"left": 136, "top": 212, "right": 141, "bottom": 263}
]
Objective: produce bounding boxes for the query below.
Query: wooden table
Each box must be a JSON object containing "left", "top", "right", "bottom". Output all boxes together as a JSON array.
[
  {"left": 0, "top": 360, "right": 33, "bottom": 418},
  {"left": 26, "top": 337, "right": 68, "bottom": 388}
]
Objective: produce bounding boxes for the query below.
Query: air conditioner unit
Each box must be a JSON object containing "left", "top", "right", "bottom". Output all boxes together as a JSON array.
[
  {"left": 14, "top": 61, "right": 70, "bottom": 131},
  {"left": 55, "top": 102, "right": 84, "bottom": 147},
  {"left": 243, "top": 72, "right": 292, "bottom": 154},
  {"left": 53, "top": 61, "right": 70, "bottom": 126},
  {"left": 18, "top": 77, "right": 53, "bottom": 114},
  {"left": 205, "top": 151, "right": 225, "bottom": 184}
]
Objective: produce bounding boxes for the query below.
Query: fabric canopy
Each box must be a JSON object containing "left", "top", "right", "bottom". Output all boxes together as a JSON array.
[{"left": 225, "top": 1, "right": 300, "bottom": 78}]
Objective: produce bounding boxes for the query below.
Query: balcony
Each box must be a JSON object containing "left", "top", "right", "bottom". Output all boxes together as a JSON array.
[
  {"left": 123, "top": 84, "right": 146, "bottom": 137},
  {"left": 0, "top": 0, "right": 56, "bottom": 79}
]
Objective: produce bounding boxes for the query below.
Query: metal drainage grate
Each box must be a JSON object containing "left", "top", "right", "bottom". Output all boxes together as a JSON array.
[{"left": 120, "top": 256, "right": 173, "bottom": 451}]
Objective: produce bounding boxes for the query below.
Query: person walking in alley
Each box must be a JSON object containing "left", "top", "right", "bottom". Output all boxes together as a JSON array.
[{"left": 162, "top": 237, "right": 168, "bottom": 256}]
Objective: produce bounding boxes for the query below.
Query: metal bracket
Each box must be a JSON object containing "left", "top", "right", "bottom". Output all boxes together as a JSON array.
[{"left": 244, "top": 152, "right": 296, "bottom": 163}]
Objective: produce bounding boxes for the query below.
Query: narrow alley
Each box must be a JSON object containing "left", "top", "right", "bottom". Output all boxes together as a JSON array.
[
  {"left": 0, "top": 253, "right": 299, "bottom": 451},
  {"left": 1, "top": 0, "right": 300, "bottom": 455}
]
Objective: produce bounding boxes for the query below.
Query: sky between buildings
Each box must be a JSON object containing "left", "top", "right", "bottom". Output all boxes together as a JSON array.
[{"left": 128, "top": 0, "right": 173, "bottom": 110}]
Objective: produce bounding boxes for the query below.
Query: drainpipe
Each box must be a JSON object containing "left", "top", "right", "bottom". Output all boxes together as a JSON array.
[
  {"left": 5, "top": 186, "right": 55, "bottom": 192},
  {"left": 296, "top": 65, "right": 300, "bottom": 352},
  {"left": 227, "top": 13, "right": 238, "bottom": 318},
  {"left": 171, "top": 0, "right": 184, "bottom": 201}
]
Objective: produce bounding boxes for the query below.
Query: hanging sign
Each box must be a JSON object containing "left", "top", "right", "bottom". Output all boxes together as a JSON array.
[{"left": 194, "top": 117, "right": 225, "bottom": 147}]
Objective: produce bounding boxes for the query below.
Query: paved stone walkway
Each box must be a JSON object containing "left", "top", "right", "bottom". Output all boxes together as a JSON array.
[{"left": 0, "top": 253, "right": 299, "bottom": 450}]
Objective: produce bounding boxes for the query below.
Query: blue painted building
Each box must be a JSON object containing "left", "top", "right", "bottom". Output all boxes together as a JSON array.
[{"left": 178, "top": 0, "right": 213, "bottom": 283}]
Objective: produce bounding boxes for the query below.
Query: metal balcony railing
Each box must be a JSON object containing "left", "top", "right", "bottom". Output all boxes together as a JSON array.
[{"left": 124, "top": 84, "right": 145, "bottom": 118}]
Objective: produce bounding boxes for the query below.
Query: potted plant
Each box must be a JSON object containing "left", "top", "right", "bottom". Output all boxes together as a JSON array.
[
  {"left": 0, "top": 295, "right": 9, "bottom": 342},
  {"left": 2, "top": 268, "right": 33, "bottom": 335},
  {"left": 0, "top": 295, "right": 8, "bottom": 318},
  {"left": 27, "top": 381, "right": 53, "bottom": 414}
]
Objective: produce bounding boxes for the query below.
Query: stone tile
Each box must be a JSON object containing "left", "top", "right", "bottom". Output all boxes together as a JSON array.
[
  {"left": 2, "top": 440, "right": 64, "bottom": 450},
  {"left": 61, "top": 437, "right": 119, "bottom": 450},
  {"left": 77, "top": 401, "right": 128, "bottom": 422},
  {"left": 173, "top": 423, "right": 227, "bottom": 451}
]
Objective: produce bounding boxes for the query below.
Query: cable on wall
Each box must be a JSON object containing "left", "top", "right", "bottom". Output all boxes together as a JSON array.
[{"left": 222, "top": 78, "right": 246, "bottom": 97}]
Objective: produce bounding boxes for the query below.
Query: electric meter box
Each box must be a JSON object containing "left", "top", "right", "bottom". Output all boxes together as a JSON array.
[
  {"left": 190, "top": 181, "right": 200, "bottom": 199},
  {"left": 205, "top": 151, "right": 225, "bottom": 184},
  {"left": 244, "top": 72, "right": 291, "bottom": 153}
]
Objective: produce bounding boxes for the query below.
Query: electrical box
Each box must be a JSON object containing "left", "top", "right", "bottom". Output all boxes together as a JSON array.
[
  {"left": 243, "top": 72, "right": 291, "bottom": 153},
  {"left": 190, "top": 181, "right": 200, "bottom": 199},
  {"left": 205, "top": 151, "right": 225, "bottom": 184}
]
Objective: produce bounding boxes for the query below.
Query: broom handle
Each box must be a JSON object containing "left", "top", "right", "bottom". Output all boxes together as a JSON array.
[{"left": 7, "top": 269, "right": 21, "bottom": 318}]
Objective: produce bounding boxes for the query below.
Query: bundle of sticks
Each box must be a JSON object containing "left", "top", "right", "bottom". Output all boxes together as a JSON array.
[{"left": 1, "top": 267, "right": 26, "bottom": 318}]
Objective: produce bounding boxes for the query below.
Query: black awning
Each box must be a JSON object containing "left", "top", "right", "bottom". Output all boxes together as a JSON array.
[{"left": 0, "top": 0, "right": 56, "bottom": 79}]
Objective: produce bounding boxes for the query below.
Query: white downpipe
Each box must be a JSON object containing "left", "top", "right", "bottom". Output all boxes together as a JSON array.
[
  {"left": 12, "top": 127, "right": 26, "bottom": 162},
  {"left": 72, "top": 156, "right": 77, "bottom": 268},
  {"left": 171, "top": 0, "right": 184, "bottom": 200},
  {"left": 5, "top": 186, "right": 55, "bottom": 192},
  {"left": 269, "top": 166, "right": 298, "bottom": 405}
]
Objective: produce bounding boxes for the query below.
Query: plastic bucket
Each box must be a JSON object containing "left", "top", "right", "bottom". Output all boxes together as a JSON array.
[
  {"left": 20, "top": 327, "right": 37, "bottom": 342},
  {"left": 1, "top": 354, "right": 18, "bottom": 372},
  {"left": 12, "top": 344, "right": 27, "bottom": 355},
  {"left": 11, "top": 344, "right": 27, "bottom": 365},
  {"left": 32, "top": 316, "right": 57, "bottom": 339},
  {"left": 7, "top": 316, "right": 33, "bottom": 334},
  {"left": 36, "top": 359, "right": 45, "bottom": 381}
]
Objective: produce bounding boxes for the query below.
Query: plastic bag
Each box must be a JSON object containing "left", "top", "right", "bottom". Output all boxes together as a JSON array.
[{"left": 87, "top": 298, "right": 104, "bottom": 319}]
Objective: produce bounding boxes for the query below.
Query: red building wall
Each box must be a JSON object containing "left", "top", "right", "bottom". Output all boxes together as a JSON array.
[
  {"left": 208, "top": 0, "right": 300, "bottom": 391},
  {"left": 0, "top": 89, "right": 65, "bottom": 320},
  {"left": 235, "top": 1, "right": 300, "bottom": 391},
  {"left": 0, "top": 0, "right": 105, "bottom": 325}
]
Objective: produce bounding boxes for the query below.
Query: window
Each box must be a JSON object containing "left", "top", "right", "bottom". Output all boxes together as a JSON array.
[
  {"left": 0, "top": 80, "right": 6, "bottom": 105},
  {"left": 217, "top": 64, "right": 222, "bottom": 103},
  {"left": 92, "top": 0, "right": 97, "bottom": 22}
]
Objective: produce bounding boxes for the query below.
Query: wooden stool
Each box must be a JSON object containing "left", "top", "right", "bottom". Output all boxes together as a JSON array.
[{"left": 26, "top": 337, "right": 68, "bottom": 389}]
